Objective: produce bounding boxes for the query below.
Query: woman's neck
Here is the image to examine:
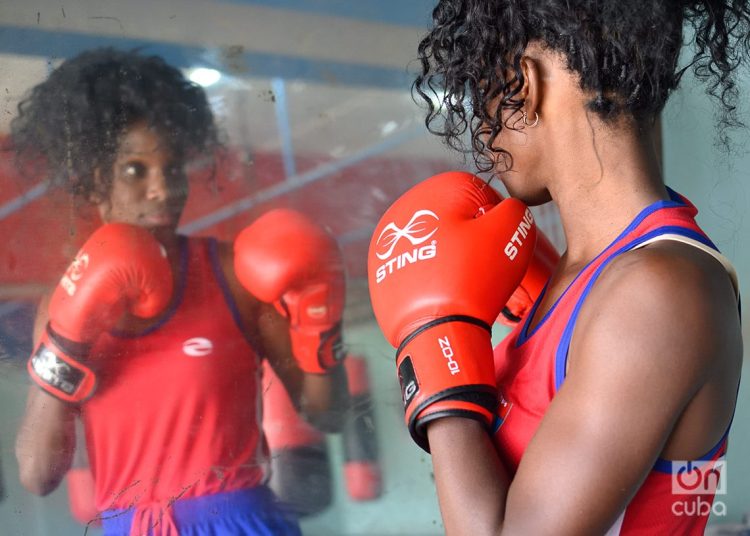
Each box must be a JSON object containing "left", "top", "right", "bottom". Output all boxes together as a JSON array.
[
  {"left": 151, "top": 227, "right": 182, "bottom": 268},
  {"left": 550, "top": 121, "right": 668, "bottom": 266}
]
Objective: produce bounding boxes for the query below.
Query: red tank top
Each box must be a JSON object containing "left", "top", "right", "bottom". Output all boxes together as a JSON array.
[
  {"left": 493, "top": 190, "right": 735, "bottom": 535},
  {"left": 82, "top": 236, "right": 267, "bottom": 511}
]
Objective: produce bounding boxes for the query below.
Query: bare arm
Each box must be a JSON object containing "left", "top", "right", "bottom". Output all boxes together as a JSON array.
[
  {"left": 15, "top": 294, "right": 77, "bottom": 496},
  {"left": 428, "top": 244, "right": 741, "bottom": 535}
]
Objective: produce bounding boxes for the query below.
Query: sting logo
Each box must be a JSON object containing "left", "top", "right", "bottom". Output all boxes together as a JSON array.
[
  {"left": 374, "top": 209, "right": 439, "bottom": 283},
  {"left": 504, "top": 208, "right": 535, "bottom": 261}
]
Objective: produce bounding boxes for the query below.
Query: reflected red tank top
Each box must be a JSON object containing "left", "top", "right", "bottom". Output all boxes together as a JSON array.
[{"left": 82, "top": 237, "right": 267, "bottom": 511}]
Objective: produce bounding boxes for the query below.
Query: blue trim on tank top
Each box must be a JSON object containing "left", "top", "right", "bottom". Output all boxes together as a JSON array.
[
  {"left": 207, "top": 238, "right": 266, "bottom": 356},
  {"left": 110, "top": 235, "right": 189, "bottom": 338},
  {"left": 516, "top": 192, "right": 687, "bottom": 346},
  {"left": 651, "top": 433, "right": 728, "bottom": 473},
  {"left": 552, "top": 226, "right": 716, "bottom": 390},
  {"left": 652, "top": 368, "right": 741, "bottom": 474},
  {"left": 550, "top": 225, "right": 729, "bottom": 471}
]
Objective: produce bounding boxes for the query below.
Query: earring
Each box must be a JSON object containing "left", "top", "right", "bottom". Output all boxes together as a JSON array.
[{"left": 522, "top": 110, "right": 539, "bottom": 127}]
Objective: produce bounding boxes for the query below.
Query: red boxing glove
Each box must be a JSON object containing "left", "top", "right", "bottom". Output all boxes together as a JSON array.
[
  {"left": 234, "top": 209, "right": 346, "bottom": 374},
  {"left": 367, "top": 171, "right": 536, "bottom": 451},
  {"left": 499, "top": 229, "right": 560, "bottom": 325},
  {"left": 342, "top": 355, "right": 381, "bottom": 501},
  {"left": 28, "top": 223, "right": 172, "bottom": 403}
]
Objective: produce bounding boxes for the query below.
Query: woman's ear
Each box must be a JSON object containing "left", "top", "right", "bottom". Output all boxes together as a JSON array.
[
  {"left": 87, "top": 169, "right": 104, "bottom": 204},
  {"left": 520, "top": 54, "right": 542, "bottom": 122},
  {"left": 89, "top": 169, "right": 110, "bottom": 221},
  {"left": 88, "top": 191, "right": 104, "bottom": 204}
]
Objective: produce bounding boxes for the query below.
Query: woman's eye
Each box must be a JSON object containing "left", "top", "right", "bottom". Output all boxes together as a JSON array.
[{"left": 122, "top": 162, "right": 147, "bottom": 179}]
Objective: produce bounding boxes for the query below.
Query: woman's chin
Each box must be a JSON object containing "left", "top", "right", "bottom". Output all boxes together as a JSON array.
[{"left": 145, "top": 223, "right": 181, "bottom": 242}]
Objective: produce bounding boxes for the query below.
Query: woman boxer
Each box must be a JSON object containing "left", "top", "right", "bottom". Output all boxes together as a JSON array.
[
  {"left": 12, "top": 47, "right": 348, "bottom": 536},
  {"left": 367, "top": 1, "right": 748, "bottom": 534}
]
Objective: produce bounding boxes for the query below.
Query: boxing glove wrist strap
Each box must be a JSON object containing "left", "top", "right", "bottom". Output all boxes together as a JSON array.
[
  {"left": 397, "top": 318, "right": 497, "bottom": 451},
  {"left": 27, "top": 325, "right": 97, "bottom": 404},
  {"left": 290, "top": 321, "right": 346, "bottom": 374}
]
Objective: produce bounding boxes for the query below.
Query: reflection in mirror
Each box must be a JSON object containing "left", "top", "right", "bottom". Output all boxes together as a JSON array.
[{"left": 0, "top": 2, "right": 458, "bottom": 535}]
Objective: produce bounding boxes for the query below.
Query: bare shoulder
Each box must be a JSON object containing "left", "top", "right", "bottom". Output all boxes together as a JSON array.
[
  {"left": 573, "top": 238, "right": 741, "bottom": 375},
  {"left": 214, "top": 240, "right": 247, "bottom": 297},
  {"left": 214, "top": 239, "right": 292, "bottom": 359},
  {"left": 597, "top": 239, "right": 737, "bottom": 324},
  {"left": 214, "top": 239, "right": 235, "bottom": 277},
  {"left": 213, "top": 240, "right": 262, "bottom": 326}
]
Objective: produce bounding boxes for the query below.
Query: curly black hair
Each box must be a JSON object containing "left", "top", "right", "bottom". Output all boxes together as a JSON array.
[
  {"left": 11, "top": 47, "right": 219, "bottom": 200},
  {"left": 413, "top": 0, "right": 750, "bottom": 173}
]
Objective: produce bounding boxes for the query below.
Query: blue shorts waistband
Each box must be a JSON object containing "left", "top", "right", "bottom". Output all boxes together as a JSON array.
[{"left": 101, "top": 485, "right": 300, "bottom": 535}]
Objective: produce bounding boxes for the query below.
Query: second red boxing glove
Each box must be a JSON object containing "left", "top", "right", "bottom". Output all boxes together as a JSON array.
[
  {"left": 499, "top": 228, "right": 560, "bottom": 325},
  {"left": 234, "top": 209, "right": 346, "bottom": 374}
]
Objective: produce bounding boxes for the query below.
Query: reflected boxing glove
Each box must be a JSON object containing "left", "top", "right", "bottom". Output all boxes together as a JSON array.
[
  {"left": 499, "top": 229, "right": 560, "bottom": 325},
  {"left": 367, "top": 171, "right": 536, "bottom": 451},
  {"left": 234, "top": 209, "right": 346, "bottom": 374},
  {"left": 28, "top": 223, "right": 172, "bottom": 403}
]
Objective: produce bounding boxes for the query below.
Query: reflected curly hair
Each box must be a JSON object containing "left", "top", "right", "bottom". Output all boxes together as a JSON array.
[
  {"left": 11, "top": 47, "right": 219, "bottom": 200},
  {"left": 413, "top": 0, "right": 750, "bottom": 173}
]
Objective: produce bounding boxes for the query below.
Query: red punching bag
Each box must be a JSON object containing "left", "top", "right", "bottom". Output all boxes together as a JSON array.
[
  {"left": 341, "top": 355, "right": 382, "bottom": 501},
  {"left": 262, "top": 360, "right": 333, "bottom": 517},
  {"left": 66, "top": 417, "right": 100, "bottom": 526}
]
